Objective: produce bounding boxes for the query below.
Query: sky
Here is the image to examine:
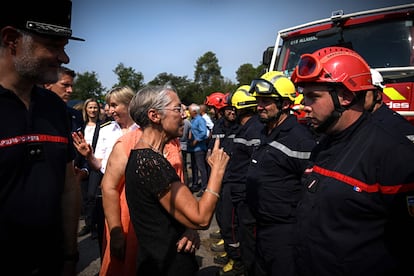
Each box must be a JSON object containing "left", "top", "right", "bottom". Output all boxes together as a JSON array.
[{"left": 67, "top": 0, "right": 412, "bottom": 89}]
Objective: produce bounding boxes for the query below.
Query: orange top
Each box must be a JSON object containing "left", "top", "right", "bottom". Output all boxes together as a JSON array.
[{"left": 100, "top": 128, "right": 184, "bottom": 275}]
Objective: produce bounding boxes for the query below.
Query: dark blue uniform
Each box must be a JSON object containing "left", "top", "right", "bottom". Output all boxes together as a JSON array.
[
  {"left": 0, "top": 85, "right": 74, "bottom": 273},
  {"left": 68, "top": 106, "right": 84, "bottom": 133},
  {"left": 208, "top": 116, "right": 240, "bottom": 155},
  {"left": 246, "top": 114, "right": 316, "bottom": 276},
  {"left": 209, "top": 116, "right": 240, "bottom": 253},
  {"left": 372, "top": 104, "right": 414, "bottom": 143},
  {"left": 67, "top": 106, "right": 87, "bottom": 170},
  {"left": 295, "top": 112, "right": 414, "bottom": 276},
  {"left": 224, "top": 114, "right": 262, "bottom": 271}
]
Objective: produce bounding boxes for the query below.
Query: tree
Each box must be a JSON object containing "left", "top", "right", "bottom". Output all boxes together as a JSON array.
[
  {"left": 147, "top": 72, "right": 198, "bottom": 105},
  {"left": 148, "top": 72, "right": 189, "bottom": 88},
  {"left": 256, "top": 64, "right": 266, "bottom": 78},
  {"left": 235, "top": 63, "right": 267, "bottom": 86},
  {"left": 72, "top": 71, "right": 105, "bottom": 101},
  {"left": 219, "top": 78, "right": 238, "bottom": 96},
  {"left": 182, "top": 82, "right": 204, "bottom": 105},
  {"left": 236, "top": 63, "right": 258, "bottom": 85},
  {"left": 194, "top": 51, "right": 223, "bottom": 87},
  {"left": 113, "top": 63, "right": 144, "bottom": 92}
]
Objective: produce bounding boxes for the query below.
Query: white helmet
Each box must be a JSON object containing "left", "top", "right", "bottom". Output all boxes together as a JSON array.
[{"left": 370, "top": 69, "right": 385, "bottom": 89}]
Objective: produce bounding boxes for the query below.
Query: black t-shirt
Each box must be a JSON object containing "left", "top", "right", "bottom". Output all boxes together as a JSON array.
[
  {"left": 0, "top": 85, "right": 74, "bottom": 227},
  {"left": 125, "top": 148, "right": 198, "bottom": 275},
  {"left": 0, "top": 85, "right": 74, "bottom": 270}
]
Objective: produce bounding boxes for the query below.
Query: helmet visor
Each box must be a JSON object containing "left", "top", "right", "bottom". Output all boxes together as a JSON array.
[
  {"left": 296, "top": 54, "right": 324, "bottom": 81},
  {"left": 249, "top": 78, "right": 280, "bottom": 97}
]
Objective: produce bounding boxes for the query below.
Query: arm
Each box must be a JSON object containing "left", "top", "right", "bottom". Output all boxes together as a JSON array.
[
  {"left": 61, "top": 162, "right": 81, "bottom": 273},
  {"left": 165, "top": 139, "right": 200, "bottom": 251},
  {"left": 101, "top": 141, "right": 129, "bottom": 260},
  {"left": 159, "top": 138, "right": 229, "bottom": 229},
  {"left": 101, "top": 141, "right": 128, "bottom": 233}
]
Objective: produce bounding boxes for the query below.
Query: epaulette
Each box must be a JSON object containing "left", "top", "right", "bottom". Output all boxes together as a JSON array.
[{"left": 100, "top": 121, "right": 112, "bottom": 128}]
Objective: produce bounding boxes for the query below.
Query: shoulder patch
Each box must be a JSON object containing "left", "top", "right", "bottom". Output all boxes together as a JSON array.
[{"left": 100, "top": 121, "right": 112, "bottom": 128}]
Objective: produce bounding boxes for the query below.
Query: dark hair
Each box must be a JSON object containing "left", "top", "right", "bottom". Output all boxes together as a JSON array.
[{"left": 58, "top": 66, "right": 76, "bottom": 78}]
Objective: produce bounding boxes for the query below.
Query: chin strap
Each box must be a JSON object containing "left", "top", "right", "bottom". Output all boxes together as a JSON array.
[
  {"left": 366, "top": 89, "right": 381, "bottom": 113},
  {"left": 314, "top": 88, "right": 345, "bottom": 133}
]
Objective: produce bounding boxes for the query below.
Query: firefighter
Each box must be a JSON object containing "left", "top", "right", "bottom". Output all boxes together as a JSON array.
[
  {"left": 0, "top": 1, "right": 83, "bottom": 274},
  {"left": 291, "top": 46, "right": 414, "bottom": 275},
  {"left": 364, "top": 68, "right": 414, "bottom": 143},
  {"left": 216, "top": 85, "right": 262, "bottom": 276},
  {"left": 245, "top": 71, "right": 317, "bottom": 276},
  {"left": 206, "top": 92, "right": 240, "bottom": 253},
  {"left": 205, "top": 92, "right": 228, "bottom": 123}
]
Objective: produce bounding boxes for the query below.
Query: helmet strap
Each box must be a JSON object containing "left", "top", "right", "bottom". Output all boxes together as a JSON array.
[
  {"left": 314, "top": 88, "right": 344, "bottom": 133},
  {"left": 366, "top": 90, "right": 377, "bottom": 113},
  {"left": 366, "top": 89, "right": 382, "bottom": 113}
]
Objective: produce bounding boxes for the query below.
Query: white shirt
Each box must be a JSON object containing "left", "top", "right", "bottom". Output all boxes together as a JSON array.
[
  {"left": 84, "top": 124, "right": 96, "bottom": 145},
  {"left": 94, "top": 121, "right": 139, "bottom": 173},
  {"left": 202, "top": 113, "right": 214, "bottom": 137}
]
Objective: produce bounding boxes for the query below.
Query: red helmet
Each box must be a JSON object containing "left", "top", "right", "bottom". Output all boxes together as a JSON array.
[
  {"left": 205, "top": 92, "right": 228, "bottom": 110},
  {"left": 291, "top": 47, "right": 376, "bottom": 93}
]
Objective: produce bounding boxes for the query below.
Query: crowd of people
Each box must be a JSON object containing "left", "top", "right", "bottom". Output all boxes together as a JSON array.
[{"left": 2, "top": 1, "right": 414, "bottom": 276}]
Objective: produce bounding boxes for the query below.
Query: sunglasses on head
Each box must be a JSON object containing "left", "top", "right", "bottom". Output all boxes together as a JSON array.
[{"left": 249, "top": 78, "right": 280, "bottom": 96}]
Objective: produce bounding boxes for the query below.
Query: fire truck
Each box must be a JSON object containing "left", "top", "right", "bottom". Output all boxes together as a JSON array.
[{"left": 262, "top": 3, "right": 414, "bottom": 125}]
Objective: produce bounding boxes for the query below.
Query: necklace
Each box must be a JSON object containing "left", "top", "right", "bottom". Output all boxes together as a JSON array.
[{"left": 139, "top": 138, "right": 163, "bottom": 155}]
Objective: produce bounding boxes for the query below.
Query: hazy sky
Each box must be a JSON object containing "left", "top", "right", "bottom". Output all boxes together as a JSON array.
[{"left": 66, "top": 0, "right": 412, "bottom": 89}]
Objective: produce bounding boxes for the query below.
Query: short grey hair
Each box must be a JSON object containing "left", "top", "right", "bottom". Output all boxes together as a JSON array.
[
  {"left": 189, "top": 103, "right": 200, "bottom": 114},
  {"left": 129, "top": 85, "right": 176, "bottom": 128}
]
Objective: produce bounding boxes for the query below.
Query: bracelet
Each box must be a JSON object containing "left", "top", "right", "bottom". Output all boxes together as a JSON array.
[{"left": 205, "top": 188, "right": 220, "bottom": 199}]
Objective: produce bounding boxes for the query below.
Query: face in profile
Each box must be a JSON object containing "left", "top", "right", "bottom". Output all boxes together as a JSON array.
[{"left": 160, "top": 91, "right": 186, "bottom": 139}]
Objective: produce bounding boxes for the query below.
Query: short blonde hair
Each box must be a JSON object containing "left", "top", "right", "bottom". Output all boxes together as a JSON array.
[{"left": 105, "top": 86, "right": 135, "bottom": 106}]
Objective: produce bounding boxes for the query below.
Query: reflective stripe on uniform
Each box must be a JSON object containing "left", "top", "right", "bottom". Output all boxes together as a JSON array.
[
  {"left": 313, "top": 165, "right": 414, "bottom": 194},
  {"left": 233, "top": 137, "right": 261, "bottom": 146},
  {"left": 268, "top": 140, "right": 311, "bottom": 159},
  {"left": 212, "top": 134, "right": 225, "bottom": 139},
  {"left": 0, "top": 134, "right": 68, "bottom": 148}
]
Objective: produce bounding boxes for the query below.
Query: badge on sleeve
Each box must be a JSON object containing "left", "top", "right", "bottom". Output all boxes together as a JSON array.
[
  {"left": 406, "top": 196, "right": 414, "bottom": 217},
  {"left": 306, "top": 177, "right": 319, "bottom": 193}
]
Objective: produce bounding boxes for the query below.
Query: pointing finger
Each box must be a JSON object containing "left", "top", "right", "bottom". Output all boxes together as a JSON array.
[{"left": 213, "top": 137, "right": 220, "bottom": 150}]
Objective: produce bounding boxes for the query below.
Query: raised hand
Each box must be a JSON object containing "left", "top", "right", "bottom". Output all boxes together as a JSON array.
[
  {"left": 72, "top": 131, "right": 93, "bottom": 158},
  {"left": 207, "top": 137, "right": 229, "bottom": 170}
]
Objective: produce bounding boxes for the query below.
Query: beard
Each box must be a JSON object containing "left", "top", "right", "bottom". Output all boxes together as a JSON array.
[{"left": 14, "top": 34, "right": 59, "bottom": 84}]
